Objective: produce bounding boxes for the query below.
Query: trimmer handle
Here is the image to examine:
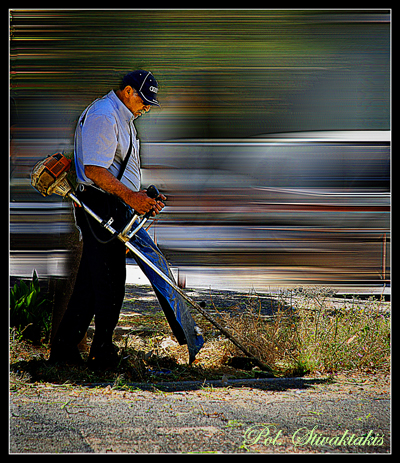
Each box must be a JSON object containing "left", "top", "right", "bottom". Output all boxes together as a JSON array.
[
  {"left": 146, "top": 184, "right": 160, "bottom": 200},
  {"left": 143, "top": 185, "right": 162, "bottom": 219}
]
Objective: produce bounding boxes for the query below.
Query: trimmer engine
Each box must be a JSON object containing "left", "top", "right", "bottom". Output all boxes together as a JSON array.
[{"left": 31, "top": 152, "right": 73, "bottom": 197}]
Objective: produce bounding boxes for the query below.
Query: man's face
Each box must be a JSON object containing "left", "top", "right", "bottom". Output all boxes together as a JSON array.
[{"left": 121, "top": 86, "right": 151, "bottom": 118}]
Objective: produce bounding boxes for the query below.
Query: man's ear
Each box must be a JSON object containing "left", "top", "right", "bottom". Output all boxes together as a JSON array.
[
  {"left": 124, "top": 85, "right": 133, "bottom": 96},
  {"left": 124, "top": 86, "right": 139, "bottom": 98}
]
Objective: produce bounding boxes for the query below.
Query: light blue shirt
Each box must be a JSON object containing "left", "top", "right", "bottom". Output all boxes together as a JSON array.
[{"left": 74, "top": 90, "right": 141, "bottom": 192}]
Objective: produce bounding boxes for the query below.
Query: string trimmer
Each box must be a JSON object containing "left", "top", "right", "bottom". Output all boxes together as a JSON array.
[{"left": 31, "top": 152, "right": 273, "bottom": 374}]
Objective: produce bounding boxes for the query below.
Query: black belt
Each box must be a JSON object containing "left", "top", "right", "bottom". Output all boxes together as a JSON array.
[{"left": 74, "top": 184, "right": 132, "bottom": 244}]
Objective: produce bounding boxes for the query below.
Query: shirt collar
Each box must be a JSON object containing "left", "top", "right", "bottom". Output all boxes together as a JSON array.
[{"left": 107, "top": 90, "right": 134, "bottom": 123}]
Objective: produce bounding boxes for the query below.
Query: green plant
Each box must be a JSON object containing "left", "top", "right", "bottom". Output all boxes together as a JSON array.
[
  {"left": 291, "top": 288, "right": 391, "bottom": 374},
  {"left": 10, "top": 270, "right": 52, "bottom": 344},
  {"left": 219, "top": 287, "right": 390, "bottom": 376}
]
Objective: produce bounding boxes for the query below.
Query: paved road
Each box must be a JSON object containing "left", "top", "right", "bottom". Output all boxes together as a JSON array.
[
  {"left": 10, "top": 250, "right": 390, "bottom": 296},
  {"left": 10, "top": 376, "right": 390, "bottom": 454}
]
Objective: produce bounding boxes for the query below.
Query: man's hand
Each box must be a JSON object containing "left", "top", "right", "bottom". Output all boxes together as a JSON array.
[
  {"left": 127, "top": 189, "right": 166, "bottom": 216},
  {"left": 151, "top": 194, "right": 167, "bottom": 216},
  {"left": 84, "top": 165, "right": 166, "bottom": 216}
]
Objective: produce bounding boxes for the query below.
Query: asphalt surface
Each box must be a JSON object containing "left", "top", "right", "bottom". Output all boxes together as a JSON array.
[{"left": 10, "top": 376, "right": 390, "bottom": 454}]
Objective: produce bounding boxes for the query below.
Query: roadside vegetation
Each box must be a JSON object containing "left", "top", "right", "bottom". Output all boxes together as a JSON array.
[
  {"left": 219, "top": 287, "right": 390, "bottom": 376},
  {"left": 10, "top": 283, "right": 390, "bottom": 390},
  {"left": 10, "top": 270, "right": 52, "bottom": 345}
]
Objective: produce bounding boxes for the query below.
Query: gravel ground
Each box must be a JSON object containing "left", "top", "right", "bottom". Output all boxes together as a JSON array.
[
  {"left": 10, "top": 372, "right": 390, "bottom": 454},
  {"left": 10, "top": 285, "right": 391, "bottom": 454}
]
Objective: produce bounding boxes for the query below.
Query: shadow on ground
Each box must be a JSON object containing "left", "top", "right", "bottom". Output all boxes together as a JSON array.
[
  {"left": 123, "top": 285, "right": 293, "bottom": 317},
  {"left": 10, "top": 356, "right": 331, "bottom": 392},
  {"left": 11, "top": 286, "right": 302, "bottom": 392}
]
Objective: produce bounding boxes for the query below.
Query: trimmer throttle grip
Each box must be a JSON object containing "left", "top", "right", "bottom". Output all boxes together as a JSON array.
[
  {"left": 143, "top": 185, "right": 162, "bottom": 219},
  {"left": 146, "top": 185, "right": 160, "bottom": 199}
]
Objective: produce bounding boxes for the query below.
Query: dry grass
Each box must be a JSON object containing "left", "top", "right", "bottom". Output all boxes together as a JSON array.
[
  {"left": 216, "top": 287, "right": 391, "bottom": 376},
  {"left": 212, "top": 297, "right": 298, "bottom": 374},
  {"left": 9, "top": 286, "right": 390, "bottom": 390},
  {"left": 291, "top": 287, "right": 391, "bottom": 374}
]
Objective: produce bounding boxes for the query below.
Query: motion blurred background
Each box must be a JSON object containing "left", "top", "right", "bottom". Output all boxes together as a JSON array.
[{"left": 10, "top": 9, "right": 390, "bottom": 292}]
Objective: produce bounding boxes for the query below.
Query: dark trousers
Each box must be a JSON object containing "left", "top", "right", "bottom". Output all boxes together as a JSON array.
[{"left": 52, "top": 186, "right": 130, "bottom": 353}]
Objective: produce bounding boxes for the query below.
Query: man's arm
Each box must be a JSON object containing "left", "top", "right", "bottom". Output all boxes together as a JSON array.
[{"left": 84, "top": 165, "right": 165, "bottom": 216}]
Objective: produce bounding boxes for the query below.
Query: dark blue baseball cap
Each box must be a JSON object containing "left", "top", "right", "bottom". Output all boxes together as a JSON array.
[{"left": 122, "top": 70, "right": 160, "bottom": 106}]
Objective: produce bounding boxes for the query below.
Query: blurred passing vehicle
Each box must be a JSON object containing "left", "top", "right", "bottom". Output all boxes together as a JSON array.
[
  {"left": 141, "top": 130, "right": 390, "bottom": 285},
  {"left": 10, "top": 130, "right": 390, "bottom": 285}
]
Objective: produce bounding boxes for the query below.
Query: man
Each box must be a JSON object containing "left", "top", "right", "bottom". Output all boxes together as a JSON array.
[{"left": 50, "top": 70, "right": 166, "bottom": 370}]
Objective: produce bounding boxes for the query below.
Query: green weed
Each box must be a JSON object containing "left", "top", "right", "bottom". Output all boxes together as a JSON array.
[
  {"left": 221, "top": 287, "right": 390, "bottom": 375},
  {"left": 10, "top": 270, "right": 52, "bottom": 344}
]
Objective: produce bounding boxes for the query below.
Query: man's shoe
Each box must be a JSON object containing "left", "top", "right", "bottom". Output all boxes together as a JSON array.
[
  {"left": 87, "top": 342, "right": 119, "bottom": 371},
  {"left": 48, "top": 343, "right": 84, "bottom": 366}
]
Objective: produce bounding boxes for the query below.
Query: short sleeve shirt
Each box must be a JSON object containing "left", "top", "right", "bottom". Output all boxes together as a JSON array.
[{"left": 74, "top": 90, "right": 141, "bottom": 192}]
